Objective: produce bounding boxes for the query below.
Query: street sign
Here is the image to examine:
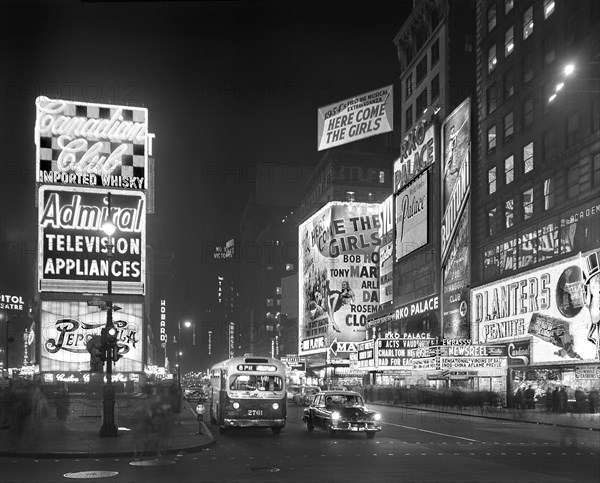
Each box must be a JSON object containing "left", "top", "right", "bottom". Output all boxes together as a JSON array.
[{"left": 329, "top": 339, "right": 338, "bottom": 356}]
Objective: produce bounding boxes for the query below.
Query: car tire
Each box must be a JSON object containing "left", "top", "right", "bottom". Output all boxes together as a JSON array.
[
  {"left": 306, "top": 419, "right": 314, "bottom": 432},
  {"left": 366, "top": 431, "right": 375, "bottom": 439},
  {"left": 328, "top": 427, "right": 336, "bottom": 437}
]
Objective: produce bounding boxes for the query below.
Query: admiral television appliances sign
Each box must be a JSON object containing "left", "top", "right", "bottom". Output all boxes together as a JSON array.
[{"left": 38, "top": 186, "right": 146, "bottom": 295}]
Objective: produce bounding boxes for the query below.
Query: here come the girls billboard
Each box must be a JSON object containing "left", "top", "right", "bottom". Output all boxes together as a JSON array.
[{"left": 299, "top": 202, "right": 381, "bottom": 355}]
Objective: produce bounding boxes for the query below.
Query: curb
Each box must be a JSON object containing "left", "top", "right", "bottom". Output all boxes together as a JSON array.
[{"left": 369, "top": 402, "right": 600, "bottom": 432}]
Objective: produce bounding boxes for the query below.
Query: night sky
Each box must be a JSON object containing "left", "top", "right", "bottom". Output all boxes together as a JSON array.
[{"left": 0, "top": 0, "right": 411, "bottom": 368}]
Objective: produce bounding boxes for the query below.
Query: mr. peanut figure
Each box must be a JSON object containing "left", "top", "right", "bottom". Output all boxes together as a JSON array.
[{"left": 583, "top": 251, "right": 600, "bottom": 359}]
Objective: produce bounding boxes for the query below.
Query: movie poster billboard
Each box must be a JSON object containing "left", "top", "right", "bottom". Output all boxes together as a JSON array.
[
  {"left": 35, "top": 97, "right": 149, "bottom": 190},
  {"left": 443, "top": 208, "right": 471, "bottom": 339},
  {"left": 395, "top": 171, "right": 428, "bottom": 260},
  {"left": 38, "top": 186, "right": 146, "bottom": 295},
  {"left": 317, "top": 86, "right": 393, "bottom": 151},
  {"left": 379, "top": 196, "right": 394, "bottom": 308},
  {"left": 40, "top": 300, "right": 143, "bottom": 373},
  {"left": 441, "top": 98, "right": 470, "bottom": 264},
  {"left": 299, "top": 202, "right": 381, "bottom": 355},
  {"left": 471, "top": 249, "right": 600, "bottom": 362}
]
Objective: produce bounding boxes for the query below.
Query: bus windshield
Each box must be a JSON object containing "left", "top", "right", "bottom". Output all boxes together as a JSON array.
[{"left": 229, "top": 374, "right": 284, "bottom": 392}]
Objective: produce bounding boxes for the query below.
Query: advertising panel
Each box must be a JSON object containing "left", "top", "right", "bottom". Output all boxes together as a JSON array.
[
  {"left": 393, "top": 120, "right": 436, "bottom": 193},
  {"left": 442, "top": 208, "right": 470, "bottom": 339},
  {"left": 472, "top": 249, "right": 600, "bottom": 362},
  {"left": 376, "top": 335, "right": 437, "bottom": 370},
  {"left": 379, "top": 196, "right": 394, "bottom": 308},
  {"left": 40, "top": 300, "right": 143, "bottom": 373},
  {"left": 441, "top": 98, "right": 470, "bottom": 264},
  {"left": 395, "top": 171, "right": 428, "bottom": 260},
  {"left": 317, "top": 86, "right": 393, "bottom": 151},
  {"left": 38, "top": 186, "right": 146, "bottom": 295},
  {"left": 357, "top": 339, "right": 375, "bottom": 369},
  {"left": 35, "top": 97, "right": 148, "bottom": 190},
  {"left": 299, "top": 202, "right": 381, "bottom": 355}
]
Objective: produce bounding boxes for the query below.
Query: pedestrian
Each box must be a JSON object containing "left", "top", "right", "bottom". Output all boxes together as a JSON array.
[
  {"left": 552, "top": 387, "right": 560, "bottom": 412},
  {"left": 558, "top": 386, "right": 568, "bottom": 413},
  {"left": 524, "top": 385, "right": 536, "bottom": 410},
  {"left": 589, "top": 388, "right": 599, "bottom": 413},
  {"left": 574, "top": 387, "right": 587, "bottom": 414},
  {"left": 513, "top": 386, "right": 524, "bottom": 410},
  {"left": 545, "top": 387, "right": 553, "bottom": 412}
]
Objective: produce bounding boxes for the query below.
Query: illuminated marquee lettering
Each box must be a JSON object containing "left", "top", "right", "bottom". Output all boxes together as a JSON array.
[
  {"left": 40, "top": 193, "right": 144, "bottom": 233},
  {"left": 474, "top": 274, "right": 551, "bottom": 323},
  {"left": 394, "top": 122, "right": 435, "bottom": 192}
]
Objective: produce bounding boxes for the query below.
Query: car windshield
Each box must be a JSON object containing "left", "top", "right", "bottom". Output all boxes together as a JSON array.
[{"left": 326, "top": 394, "right": 363, "bottom": 406}]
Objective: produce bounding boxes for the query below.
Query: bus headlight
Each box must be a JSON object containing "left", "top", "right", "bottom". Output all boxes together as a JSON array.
[
  {"left": 331, "top": 411, "right": 341, "bottom": 421},
  {"left": 272, "top": 403, "right": 279, "bottom": 410},
  {"left": 232, "top": 402, "right": 240, "bottom": 409}
]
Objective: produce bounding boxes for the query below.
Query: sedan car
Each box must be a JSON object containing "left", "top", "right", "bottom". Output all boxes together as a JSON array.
[
  {"left": 184, "top": 387, "right": 207, "bottom": 403},
  {"left": 302, "top": 390, "right": 382, "bottom": 438}
]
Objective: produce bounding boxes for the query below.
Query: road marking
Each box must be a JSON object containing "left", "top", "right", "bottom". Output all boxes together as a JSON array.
[{"left": 382, "top": 422, "right": 480, "bottom": 442}]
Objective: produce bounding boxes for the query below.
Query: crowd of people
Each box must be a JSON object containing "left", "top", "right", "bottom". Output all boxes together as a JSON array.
[{"left": 513, "top": 384, "right": 599, "bottom": 413}]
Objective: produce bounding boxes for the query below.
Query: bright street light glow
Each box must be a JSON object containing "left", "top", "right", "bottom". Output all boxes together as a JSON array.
[
  {"left": 184, "top": 320, "right": 192, "bottom": 328},
  {"left": 549, "top": 94, "right": 557, "bottom": 102},
  {"left": 555, "top": 82, "right": 564, "bottom": 92},
  {"left": 564, "top": 64, "right": 575, "bottom": 76},
  {"left": 102, "top": 220, "right": 116, "bottom": 236}
]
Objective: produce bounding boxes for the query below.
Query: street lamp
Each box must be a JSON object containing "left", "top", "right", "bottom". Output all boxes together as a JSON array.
[
  {"left": 177, "top": 319, "right": 192, "bottom": 389},
  {"left": 100, "top": 192, "right": 118, "bottom": 438}
]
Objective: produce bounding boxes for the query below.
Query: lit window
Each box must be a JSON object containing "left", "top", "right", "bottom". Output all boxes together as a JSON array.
[
  {"left": 504, "top": 27, "right": 514, "bottom": 56},
  {"left": 523, "top": 142, "right": 534, "bottom": 173},
  {"left": 505, "top": 155, "right": 514, "bottom": 184},
  {"left": 543, "top": 0, "right": 555, "bottom": 19},
  {"left": 505, "top": 0, "right": 514, "bottom": 15},
  {"left": 267, "top": 264, "right": 274, "bottom": 271},
  {"left": 505, "top": 199, "right": 514, "bottom": 228},
  {"left": 543, "top": 178, "right": 554, "bottom": 210},
  {"left": 487, "top": 125, "right": 497, "bottom": 152},
  {"left": 488, "top": 4, "right": 497, "bottom": 32},
  {"left": 276, "top": 287, "right": 282, "bottom": 295},
  {"left": 488, "top": 167, "right": 497, "bottom": 194},
  {"left": 523, "top": 6, "right": 534, "bottom": 40},
  {"left": 346, "top": 191, "right": 355, "bottom": 202},
  {"left": 488, "top": 207, "right": 497, "bottom": 236},
  {"left": 379, "top": 170, "right": 385, "bottom": 183},
  {"left": 285, "top": 263, "right": 294, "bottom": 271},
  {"left": 523, "top": 188, "right": 534, "bottom": 220},
  {"left": 488, "top": 44, "right": 497, "bottom": 73},
  {"left": 504, "top": 111, "right": 514, "bottom": 140},
  {"left": 266, "top": 299, "right": 274, "bottom": 307}
]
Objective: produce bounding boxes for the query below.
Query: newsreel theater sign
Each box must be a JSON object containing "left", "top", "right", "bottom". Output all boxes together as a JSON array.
[
  {"left": 35, "top": 97, "right": 149, "bottom": 189},
  {"left": 317, "top": 86, "right": 393, "bottom": 151},
  {"left": 471, "top": 249, "right": 600, "bottom": 362},
  {"left": 38, "top": 186, "right": 146, "bottom": 295}
]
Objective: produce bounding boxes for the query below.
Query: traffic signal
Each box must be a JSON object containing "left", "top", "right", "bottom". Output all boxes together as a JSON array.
[{"left": 106, "top": 325, "right": 118, "bottom": 347}]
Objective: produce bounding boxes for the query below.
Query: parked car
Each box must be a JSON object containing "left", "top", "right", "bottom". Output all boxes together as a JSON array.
[
  {"left": 286, "top": 385, "right": 301, "bottom": 402},
  {"left": 293, "top": 385, "right": 321, "bottom": 406},
  {"left": 302, "top": 390, "right": 382, "bottom": 438}
]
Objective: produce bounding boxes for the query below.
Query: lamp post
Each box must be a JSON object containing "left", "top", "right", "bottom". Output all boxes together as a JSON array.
[
  {"left": 100, "top": 192, "right": 118, "bottom": 438},
  {"left": 177, "top": 319, "right": 191, "bottom": 389}
]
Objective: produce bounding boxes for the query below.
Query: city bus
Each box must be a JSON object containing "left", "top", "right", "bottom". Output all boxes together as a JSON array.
[{"left": 209, "top": 355, "right": 287, "bottom": 434}]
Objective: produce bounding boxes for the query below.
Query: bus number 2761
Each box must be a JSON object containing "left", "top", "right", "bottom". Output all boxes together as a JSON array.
[{"left": 247, "top": 409, "right": 263, "bottom": 416}]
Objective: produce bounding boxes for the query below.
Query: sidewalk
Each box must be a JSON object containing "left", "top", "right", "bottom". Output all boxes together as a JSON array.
[
  {"left": 369, "top": 400, "right": 600, "bottom": 431},
  {"left": 0, "top": 396, "right": 214, "bottom": 458}
]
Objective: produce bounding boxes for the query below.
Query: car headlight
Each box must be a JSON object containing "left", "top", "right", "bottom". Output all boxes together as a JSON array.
[
  {"left": 331, "top": 411, "right": 341, "bottom": 421},
  {"left": 232, "top": 402, "right": 240, "bottom": 409},
  {"left": 272, "top": 403, "right": 279, "bottom": 410},
  {"left": 373, "top": 413, "right": 381, "bottom": 421}
]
